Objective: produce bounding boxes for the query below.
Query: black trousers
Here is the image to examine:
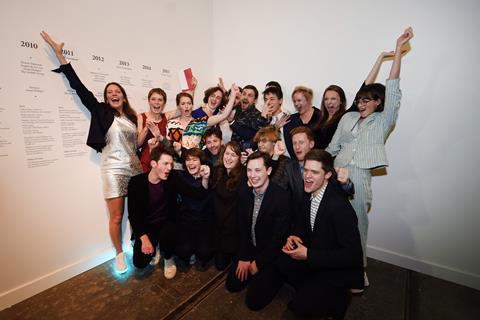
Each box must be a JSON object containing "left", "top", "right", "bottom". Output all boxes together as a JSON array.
[
  {"left": 225, "top": 259, "right": 284, "bottom": 311},
  {"left": 214, "top": 252, "right": 234, "bottom": 271},
  {"left": 132, "top": 220, "right": 176, "bottom": 269},
  {"left": 281, "top": 255, "right": 351, "bottom": 319},
  {"left": 175, "top": 221, "right": 214, "bottom": 265},
  {"left": 239, "top": 254, "right": 351, "bottom": 319}
]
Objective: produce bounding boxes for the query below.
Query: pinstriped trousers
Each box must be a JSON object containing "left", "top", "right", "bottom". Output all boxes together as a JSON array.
[{"left": 346, "top": 164, "right": 372, "bottom": 267}]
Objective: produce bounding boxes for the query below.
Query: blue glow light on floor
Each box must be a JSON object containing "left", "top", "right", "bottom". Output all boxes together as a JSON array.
[{"left": 110, "top": 249, "right": 134, "bottom": 282}]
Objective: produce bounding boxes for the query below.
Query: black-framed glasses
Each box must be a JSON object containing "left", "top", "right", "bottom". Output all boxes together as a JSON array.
[{"left": 355, "top": 98, "right": 373, "bottom": 106}]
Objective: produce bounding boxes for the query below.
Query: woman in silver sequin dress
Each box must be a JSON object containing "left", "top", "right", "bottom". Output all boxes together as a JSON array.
[{"left": 41, "top": 31, "right": 142, "bottom": 273}]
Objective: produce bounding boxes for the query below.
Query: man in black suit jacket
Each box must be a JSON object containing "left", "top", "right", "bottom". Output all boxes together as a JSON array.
[
  {"left": 225, "top": 152, "right": 291, "bottom": 308},
  {"left": 247, "top": 149, "right": 363, "bottom": 319},
  {"left": 285, "top": 126, "right": 354, "bottom": 210},
  {"left": 127, "top": 145, "right": 210, "bottom": 279}
]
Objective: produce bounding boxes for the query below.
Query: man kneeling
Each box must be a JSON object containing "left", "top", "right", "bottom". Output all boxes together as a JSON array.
[
  {"left": 225, "top": 152, "right": 291, "bottom": 309},
  {"left": 247, "top": 149, "right": 363, "bottom": 319},
  {"left": 128, "top": 145, "right": 210, "bottom": 279}
]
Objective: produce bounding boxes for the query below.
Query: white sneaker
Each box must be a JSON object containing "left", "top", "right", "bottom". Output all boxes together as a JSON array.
[
  {"left": 115, "top": 252, "right": 128, "bottom": 274},
  {"left": 150, "top": 249, "right": 161, "bottom": 266},
  {"left": 164, "top": 257, "right": 177, "bottom": 279},
  {"left": 364, "top": 271, "right": 370, "bottom": 287},
  {"left": 189, "top": 254, "right": 197, "bottom": 265}
]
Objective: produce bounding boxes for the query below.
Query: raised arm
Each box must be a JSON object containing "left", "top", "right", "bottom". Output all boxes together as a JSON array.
[
  {"left": 389, "top": 27, "right": 414, "bottom": 80},
  {"left": 137, "top": 114, "right": 148, "bottom": 145},
  {"left": 365, "top": 51, "right": 395, "bottom": 85},
  {"left": 40, "top": 31, "right": 67, "bottom": 65},
  {"left": 206, "top": 84, "right": 239, "bottom": 126},
  {"left": 347, "top": 51, "right": 395, "bottom": 112},
  {"left": 41, "top": 31, "right": 99, "bottom": 111},
  {"left": 381, "top": 27, "right": 414, "bottom": 131},
  {"left": 163, "top": 108, "right": 182, "bottom": 121}
]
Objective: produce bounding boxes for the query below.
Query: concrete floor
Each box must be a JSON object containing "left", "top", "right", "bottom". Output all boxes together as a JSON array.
[{"left": 1, "top": 255, "right": 479, "bottom": 320}]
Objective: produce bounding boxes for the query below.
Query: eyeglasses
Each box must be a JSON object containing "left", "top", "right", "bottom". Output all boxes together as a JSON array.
[{"left": 355, "top": 98, "right": 373, "bottom": 106}]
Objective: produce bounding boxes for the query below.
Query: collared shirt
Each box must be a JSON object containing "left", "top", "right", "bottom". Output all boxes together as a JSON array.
[
  {"left": 251, "top": 188, "right": 266, "bottom": 246},
  {"left": 310, "top": 182, "right": 328, "bottom": 231}
]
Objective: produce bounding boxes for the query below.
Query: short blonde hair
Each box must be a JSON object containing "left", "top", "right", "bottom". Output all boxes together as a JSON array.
[
  {"left": 254, "top": 125, "right": 280, "bottom": 143},
  {"left": 291, "top": 86, "right": 314, "bottom": 103}
]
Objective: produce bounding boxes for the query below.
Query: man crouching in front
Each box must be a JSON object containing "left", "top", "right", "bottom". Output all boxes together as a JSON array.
[
  {"left": 245, "top": 149, "right": 363, "bottom": 320},
  {"left": 225, "top": 151, "right": 291, "bottom": 308}
]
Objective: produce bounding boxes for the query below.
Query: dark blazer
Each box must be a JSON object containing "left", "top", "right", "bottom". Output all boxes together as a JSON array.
[
  {"left": 286, "top": 160, "right": 355, "bottom": 213},
  {"left": 285, "top": 160, "right": 305, "bottom": 210},
  {"left": 270, "top": 155, "right": 292, "bottom": 190},
  {"left": 127, "top": 171, "right": 206, "bottom": 238},
  {"left": 212, "top": 167, "right": 246, "bottom": 254},
  {"left": 292, "top": 182, "right": 363, "bottom": 287},
  {"left": 54, "top": 63, "right": 114, "bottom": 152},
  {"left": 283, "top": 107, "right": 321, "bottom": 160},
  {"left": 237, "top": 182, "right": 291, "bottom": 271}
]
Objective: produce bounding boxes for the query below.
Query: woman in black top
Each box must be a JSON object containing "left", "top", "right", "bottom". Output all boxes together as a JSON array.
[{"left": 210, "top": 141, "right": 245, "bottom": 270}]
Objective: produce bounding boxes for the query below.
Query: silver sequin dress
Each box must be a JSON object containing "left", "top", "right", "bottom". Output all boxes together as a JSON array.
[{"left": 101, "top": 115, "right": 142, "bottom": 199}]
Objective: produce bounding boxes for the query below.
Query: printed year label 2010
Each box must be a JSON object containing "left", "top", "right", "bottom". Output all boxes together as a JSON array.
[{"left": 21, "top": 41, "right": 38, "bottom": 49}]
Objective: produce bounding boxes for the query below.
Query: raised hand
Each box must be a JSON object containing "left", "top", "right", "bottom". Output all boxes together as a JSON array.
[
  {"left": 40, "top": 31, "right": 67, "bottom": 65},
  {"left": 262, "top": 101, "right": 273, "bottom": 118},
  {"left": 229, "top": 83, "right": 240, "bottom": 99},
  {"left": 173, "top": 141, "right": 182, "bottom": 155},
  {"left": 199, "top": 165, "right": 210, "bottom": 179},
  {"left": 274, "top": 113, "right": 291, "bottom": 129},
  {"left": 396, "top": 27, "right": 414, "bottom": 50},
  {"left": 380, "top": 50, "right": 395, "bottom": 60},
  {"left": 389, "top": 27, "right": 414, "bottom": 80},
  {"left": 218, "top": 77, "right": 226, "bottom": 92},
  {"left": 147, "top": 137, "right": 159, "bottom": 150},
  {"left": 191, "top": 76, "right": 198, "bottom": 90},
  {"left": 335, "top": 167, "right": 349, "bottom": 185},
  {"left": 146, "top": 119, "right": 161, "bottom": 138},
  {"left": 273, "top": 140, "right": 286, "bottom": 160}
]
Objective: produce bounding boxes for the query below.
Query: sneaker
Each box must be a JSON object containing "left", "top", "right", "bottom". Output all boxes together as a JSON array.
[
  {"left": 189, "top": 254, "right": 197, "bottom": 265},
  {"left": 150, "top": 249, "right": 161, "bottom": 266},
  {"left": 115, "top": 252, "right": 128, "bottom": 274},
  {"left": 350, "top": 288, "right": 364, "bottom": 294},
  {"left": 164, "top": 257, "right": 177, "bottom": 279},
  {"left": 364, "top": 271, "right": 370, "bottom": 287}
]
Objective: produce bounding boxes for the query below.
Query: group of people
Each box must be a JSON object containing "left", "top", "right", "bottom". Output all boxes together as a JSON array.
[{"left": 41, "top": 27, "right": 413, "bottom": 319}]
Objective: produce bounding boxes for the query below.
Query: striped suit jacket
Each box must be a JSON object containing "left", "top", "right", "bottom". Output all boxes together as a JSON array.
[{"left": 326, "top": 79, "right": 402, "bottom": 169}]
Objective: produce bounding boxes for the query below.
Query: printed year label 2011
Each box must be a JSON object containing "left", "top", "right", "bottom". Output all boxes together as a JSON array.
[{"left": 62, "top": 49, "right": 74, "bottom": 56}]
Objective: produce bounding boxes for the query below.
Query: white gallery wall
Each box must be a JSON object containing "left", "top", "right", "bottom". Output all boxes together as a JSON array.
[
  {"left": 213, "top": 0, "right": 480, "bottom": 290},
  {"left": 0, "top": 0, "right": 215, "bottom": 310},
  {"left": 1, "top": 0, "right": 479, "bottom": 311}
]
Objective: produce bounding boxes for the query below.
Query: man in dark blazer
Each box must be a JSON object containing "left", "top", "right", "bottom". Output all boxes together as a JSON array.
[
  {"left": 127, "top": 145, "right": 210, "bottom": 279},
  {"left": 247, "top": 149, "right": 363, "bottom": 319},
  {"left": 225, "top": 152, "right": 291, "bottom": 308},
  {"left": 286, "top": 126, "right": 354, "bottom": 210}
]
